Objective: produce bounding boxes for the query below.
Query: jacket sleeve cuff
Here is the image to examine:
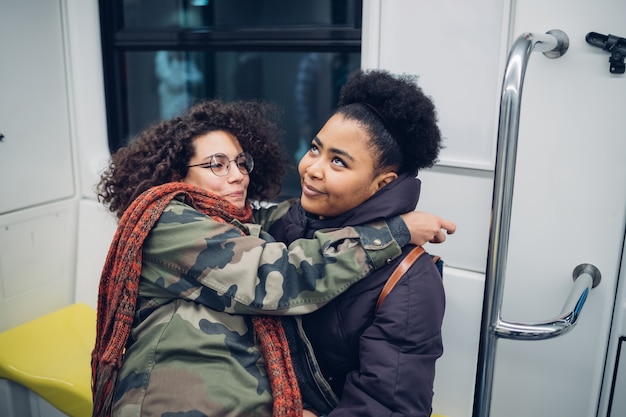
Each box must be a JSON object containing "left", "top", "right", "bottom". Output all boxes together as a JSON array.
[
  {"left": 386, "top": 215, "right": 411, "bottom": 247},
  {"left": 353, "top": 220, "right": 404, "bottom": 269}
]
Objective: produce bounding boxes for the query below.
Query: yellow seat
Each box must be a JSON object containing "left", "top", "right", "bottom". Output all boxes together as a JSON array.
[{"left": 0, "top": 303, "right": 95, "bottom": 417}]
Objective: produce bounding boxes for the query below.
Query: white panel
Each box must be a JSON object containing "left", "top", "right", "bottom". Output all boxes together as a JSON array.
[
  {"left": 0, "top": 201, "right": 77, "bottom": 332},
  {"left": 74, "top": 199, "right": 118, "bottom": 309},
  {"left": 64, "top": 0, "right": 111, "bottom": 200},
  {"left": 600, "top": 245, "right": 626, "bottom": 416},
  {"left": 367, "top": 1, "right": 626, "bottom": 416},
  {"left": 432, "top": 267, "right": 484, "bottom": 417},
  {"left": 0, "top": 213, "right": 68, "bottom": 297},
  {"left": 420, "top": 166, "right": 493, "bottom": 273},
  {"left": 0, "top": 379, "right": 68, "bottom": 417},
  {"left": 361, "top": 0, "right": 381, "bottom": 69},
  {"left": 0, "top": 379, "right": 30, "bottom": 417},
  {"left": 369, "top": 0, "right": 507, "bottom": 274},
  {"left": 0, "top": 0, "right": 74, "bottom": 213},
  {"left": 490, "top": 1, "right": 626, "bottom": 416},
  {"left": 607, "top": 339, "right": 626, "bottom": 417},
  {"left": 376, "top": 0, "right": 507, "bottom": 170}
]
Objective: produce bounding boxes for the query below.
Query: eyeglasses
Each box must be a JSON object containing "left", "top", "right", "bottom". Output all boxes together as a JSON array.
[{"left": 188, "top": 152, "right": 254, "bottom": 176}]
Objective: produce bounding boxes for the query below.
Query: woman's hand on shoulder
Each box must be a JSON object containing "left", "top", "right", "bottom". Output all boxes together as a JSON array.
[{"left": 400, "top": 211, "right": 456, "bottom": 246}]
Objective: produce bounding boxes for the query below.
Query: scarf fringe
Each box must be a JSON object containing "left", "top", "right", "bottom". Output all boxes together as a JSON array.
[{"left": 92, "top": 362, "right": 117, "bottom": 417}]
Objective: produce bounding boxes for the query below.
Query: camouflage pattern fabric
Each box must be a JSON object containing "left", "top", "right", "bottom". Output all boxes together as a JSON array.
[{"left": 112, "top": 200, "right": 403, "bottom": 417}]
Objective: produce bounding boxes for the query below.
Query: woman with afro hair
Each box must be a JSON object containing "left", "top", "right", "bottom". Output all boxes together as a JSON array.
[
  {"left": 270, "top": 69, "right": 448, "bottom": 417},
  {"left": 91, "top": 98, "right": 453, "bottom": 417}
]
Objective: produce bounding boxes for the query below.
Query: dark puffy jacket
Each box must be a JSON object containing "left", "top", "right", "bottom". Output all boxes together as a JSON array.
[{"left": 270, "top": 174, "right": 445, "bottom": 417}]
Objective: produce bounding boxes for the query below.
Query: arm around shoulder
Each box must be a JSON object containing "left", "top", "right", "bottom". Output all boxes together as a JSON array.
[{"left": 142, "top": 203, "right": 406, "bottom": 315}]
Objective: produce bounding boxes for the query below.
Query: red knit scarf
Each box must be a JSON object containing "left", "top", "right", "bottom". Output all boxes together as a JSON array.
[{"left": 91, "top": 182, "right": 302, "bottom": 417}]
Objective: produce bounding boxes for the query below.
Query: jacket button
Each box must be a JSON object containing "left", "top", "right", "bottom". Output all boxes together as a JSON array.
[{"left": 372, "top": 238, "right": 382, "bottom": 246}]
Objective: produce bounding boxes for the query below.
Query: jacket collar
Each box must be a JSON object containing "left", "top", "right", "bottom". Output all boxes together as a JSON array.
[{"left": 274, "top": 173, "right": 421, "bottom": 243}]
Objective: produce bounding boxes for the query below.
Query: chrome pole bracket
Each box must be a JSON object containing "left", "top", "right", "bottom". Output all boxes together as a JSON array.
[
  {"left": 573, "top": 263, "right": 601, "bottom": 288},
  {"left": 542, "top": 29, "right": 570, "bottom": 58}
]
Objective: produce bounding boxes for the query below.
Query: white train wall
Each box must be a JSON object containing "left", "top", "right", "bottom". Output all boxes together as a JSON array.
[
  {"left": 1, "top": 1, "right": 625, "bottom": 416},
  {"left": 364, "top": 1, "right": 626, "bottom": 416}
]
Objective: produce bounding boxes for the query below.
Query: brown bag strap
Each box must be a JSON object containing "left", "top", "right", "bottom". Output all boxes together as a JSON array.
[{"left": 376, "top": 246, "right": 426, "bottom": 311}]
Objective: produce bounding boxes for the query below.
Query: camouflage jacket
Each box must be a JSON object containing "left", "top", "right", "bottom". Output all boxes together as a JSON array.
[{"left": 112, "top": 199, "right": 405, "bottom": 417}]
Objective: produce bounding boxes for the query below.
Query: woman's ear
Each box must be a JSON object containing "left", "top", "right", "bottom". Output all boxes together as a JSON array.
[
  {"left": 374, "top": 171, "right": 398, "bottom": 191},
  {"left": 172, "top": 170, "right": 184, "bottom": 182}
]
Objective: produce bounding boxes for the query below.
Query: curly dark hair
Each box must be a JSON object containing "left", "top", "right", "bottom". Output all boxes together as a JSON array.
[
  {"left": 336, "top": 69, "right": 442, "bottom": 175},
  {"left": 97, "top": 99, "right": 288, "bottom": 218}
]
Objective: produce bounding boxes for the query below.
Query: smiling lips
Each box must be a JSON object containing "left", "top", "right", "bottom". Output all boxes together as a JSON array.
[{"left": 301, "top": 181, "right": 325, "bottom": 198}]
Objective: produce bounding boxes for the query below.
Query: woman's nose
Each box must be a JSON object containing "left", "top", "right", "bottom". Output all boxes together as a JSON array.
[
  {"left": 302, "top": 156, "right": 324, "bottom": 179},
  {"left": 226, "top": 162, "right": 245, "bottom": 182}
]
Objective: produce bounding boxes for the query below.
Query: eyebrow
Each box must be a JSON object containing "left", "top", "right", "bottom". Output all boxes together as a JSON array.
[
  {"left": 313, "top": 136, "right": 355, "bottom": 163},
  {"left": 198, "top": 152, "right": 244, "bottom": 161}
]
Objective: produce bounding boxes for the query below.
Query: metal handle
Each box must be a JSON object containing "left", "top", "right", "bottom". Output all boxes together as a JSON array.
[
  {"left": 472, "top": 30, "right": 582, "bottom": 417},
  {"left": 495, "top": 263, "right": 601, "bottom": 340}
]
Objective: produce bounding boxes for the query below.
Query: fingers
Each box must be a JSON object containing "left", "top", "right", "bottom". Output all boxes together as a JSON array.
[
  {"left": 439, "top": 218, "right": 457, "bottom": 235},
  {"left": 400, "top": 211, "right": 457, "bottom": 246},
  {"left": 428, "top": 217, "right": 456, "bottom": 244},
  {"left": 429, "top": 229, "right": 446, "bottom": 243}
]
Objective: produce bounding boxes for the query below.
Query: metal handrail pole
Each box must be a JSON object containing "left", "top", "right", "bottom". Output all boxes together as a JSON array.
[{"left": 472, "top": 31, "right": 569, "bottom": 417}]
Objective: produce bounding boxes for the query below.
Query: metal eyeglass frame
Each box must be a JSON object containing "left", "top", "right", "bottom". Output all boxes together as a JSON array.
[{"left": 188, "top": 152, "right": 254, "bottom": 176}]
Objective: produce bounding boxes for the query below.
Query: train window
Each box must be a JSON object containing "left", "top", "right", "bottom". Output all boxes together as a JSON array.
[
  {"left": 99, "top": 0, "right": 362, "bottom": 197},
  {"left": 120, "top": 0, "right": 360, "bottom": 29}
]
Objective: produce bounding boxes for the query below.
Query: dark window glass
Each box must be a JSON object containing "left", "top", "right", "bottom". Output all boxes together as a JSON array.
[
  {"left": 100, "top": 0, "right": 362, "bottom": 197},
  {"left": 122, "top": 0, "right": 359, "bottom": 29}
]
